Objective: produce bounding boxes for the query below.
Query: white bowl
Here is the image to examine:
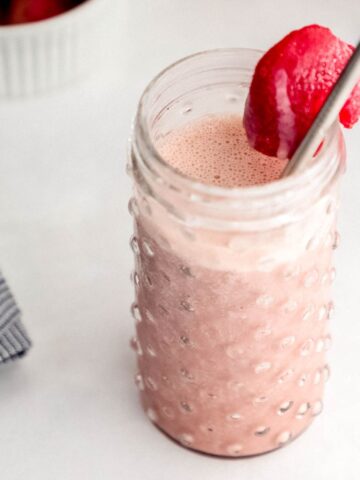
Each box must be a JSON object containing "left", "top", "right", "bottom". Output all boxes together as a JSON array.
[{"left": 0, "top": 0, "right": 113, "bottom": 97}]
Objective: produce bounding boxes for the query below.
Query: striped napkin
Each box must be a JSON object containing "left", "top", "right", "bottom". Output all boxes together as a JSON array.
[{"left": 0, "top": 271, "right": 31, "bottom": 364}]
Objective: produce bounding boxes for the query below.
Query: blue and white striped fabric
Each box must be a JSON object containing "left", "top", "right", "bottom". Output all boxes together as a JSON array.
[{"left": 0, "top": 272, "right": 31, "bottom": 364}]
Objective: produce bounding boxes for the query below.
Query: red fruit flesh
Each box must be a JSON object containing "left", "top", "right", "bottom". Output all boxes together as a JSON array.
[
  {"left": 244, "top": 25, "right": 360, "bottom": 159},
  {"left": 9, "top": 0, "right": 75, "bottom": 24}
]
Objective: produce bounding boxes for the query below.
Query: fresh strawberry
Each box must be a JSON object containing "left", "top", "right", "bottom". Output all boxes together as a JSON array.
[
  {"left": 244, "top": 25, "right": 360, "bottom": 159},
  {"left": 9, "top": 0, "right": 73, "bottom": 24}
]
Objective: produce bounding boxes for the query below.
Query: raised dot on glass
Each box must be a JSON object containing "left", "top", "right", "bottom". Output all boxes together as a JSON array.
[
  {"left": 145, "top": 309, "right": 155, "bottom": 324},
  {"left": 226, "top": 443, "right": 243, "bottom": 456},
  {"left": 306, "top": 236, "right": 320, "bottom": 251},
  {"left": 278, "top": 369, "right": 295, "bottom": 384},
  {"left": 189, "top": 192, "right": 202, "bottom": 202},
  {"left": 276, "top": 431, "right": 292, "bottom": 446},
  {"left": 280, "top": 336, "right": 296, "bottom": 349},
  {"left": 128, "top": 197, "right": 139, "bottom": 217},
  {"left": 130, "top": 235, "right": 140, "bottom": 255},
  {"left": 143, "top": 239, "right": 155, "bottom": 257},
  {"left": 130, "top": 336, "right": 143, "bottom": 356},
  {"left": 318, "top": 305, "right": 328, "bottom": 321},
  {"left": 277, "top": 401, "right": 294, "bottom": 415},
  {"left": 179, "top": 433, "right": 194, "bottom": 446},
  {"left": 253, "top": 395, "right": 268, "bottom": 405},
  {"left": 131, "top": 303, "right": 142, "bottom": 323},
  {"left": 180, "top": 300, "right": 195, "bottom": 312},
  {"left": 255, "top": 362, "right": 272, "bottom": 374},
  {"left": 315, "top": 338, "right": 325, "bottom": 353},
  {"left": 146, "top": 345, "right": 157, "bottom": 357},
  {"left": 298, "top": 373, "right": 309, "bottom": 387},
  {"left": 304, "top": 269, "right": 319, "bottom": 288},
  {"left": 180, "top": 367, "right": 194, "bottom": 380},
  {"left": 180, "top": 401, "right": 193, "bottom": 413},
  {"left": 144, "top": 275, "right": 153, "bottom": 289},
  {"left": 255, "top": 426, "right": 270, "bottom": 436},
  {"left": 145, "top": 377, "right": 158, "bottom": 391},
  {"left": 147, "top": 408, "right": 158, "bottom": 422},
  {"left": 226, "top": 93, "right": 241, "bottom": 103},
  {"left": 199, "top": 424, "right": 215, "bottom": 433},
  {"left": 179, "top": 265, "right": 194, "bottom": 277},
  {"left": 132, "top": 271, "right": 140, "bottom": 287},
  {"left": 323, "top": 365, "right": 331, "bottom": 382},
  {"left": 134, "top": 373, "right": 144, "bottom": 391},
  {"left": 296, "top": 402, "right": 310, "bottom": 419},
  {"left": 300, "top": 339, "right": 314, "bottom": 356},
  {"left": 180, "top": 335, "right": 190, "bottom": 346},
  {"left": 312, "top": 400, "right": 323, "bottom": 416},
  {"left": 303, "top": 304, "right": 316, "bottom": 321},
  {"left": 332, "top": 231, "right": 341, "bottom": 250},
  {"left": 181, "top": 103, "right": 193, "bottom": 114},
  {"left": 256, "top": 294, "right": 274, "bottom": 308},
  {"left": 282, "top": 300, "right": 298, "bottom": 314},
  {"left": 228, "top": 413, "right": 243, "bottom": 421}
]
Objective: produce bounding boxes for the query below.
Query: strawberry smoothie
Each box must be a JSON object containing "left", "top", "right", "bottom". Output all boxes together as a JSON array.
[
  {"left": 128, "top": 26, "right": 358, "bottom": 453},
  {"left": 130, "top": 111, "right": 340, "bottom": 456}
]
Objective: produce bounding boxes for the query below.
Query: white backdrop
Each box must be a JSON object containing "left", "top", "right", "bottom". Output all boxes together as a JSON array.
[{"left": 0, "top": 1, "right": 359, "bottom": 479}]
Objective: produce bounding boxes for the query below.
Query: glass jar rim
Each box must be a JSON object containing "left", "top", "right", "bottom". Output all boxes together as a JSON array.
[{"left": 134, "top": 47, "right": 341, "bottom": 207}]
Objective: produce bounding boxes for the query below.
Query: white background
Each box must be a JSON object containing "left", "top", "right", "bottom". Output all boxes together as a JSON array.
[{"left": 0, "top": 1, "right": 359, "bottom": 479}]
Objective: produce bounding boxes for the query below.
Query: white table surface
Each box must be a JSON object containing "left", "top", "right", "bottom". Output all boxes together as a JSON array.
[{"left": 0, "top": 1, "right": 359, "bottom": 479}]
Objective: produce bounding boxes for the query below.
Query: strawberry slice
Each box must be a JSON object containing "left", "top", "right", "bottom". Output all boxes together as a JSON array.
[
  {"left": 244, "top": 25, "right": 360, "bottom": 159},
  {"left": 9, "top": 0, "right": 74, "bottom": 24}
]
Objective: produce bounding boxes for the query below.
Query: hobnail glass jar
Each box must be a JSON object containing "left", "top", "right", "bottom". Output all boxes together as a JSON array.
[{"left": 128, "top": 49, "right": 344, "bottom": 457}]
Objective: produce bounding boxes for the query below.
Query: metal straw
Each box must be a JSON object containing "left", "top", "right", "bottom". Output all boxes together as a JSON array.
[{"left": 282, "top": 42, "right": 360, "bottom": 177}]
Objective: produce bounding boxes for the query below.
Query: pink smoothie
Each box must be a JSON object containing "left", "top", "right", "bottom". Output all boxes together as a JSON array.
[
  {"left": 131, "top": 115, "right": 335, "bottom": 456},
  {"left": 157, "top": 115, "right": 287, "bottom": 187}
]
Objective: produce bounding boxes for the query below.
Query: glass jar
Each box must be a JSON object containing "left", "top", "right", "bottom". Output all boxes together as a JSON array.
[{"left": 128, "top": 49, "right": 344, "bottom": 457}]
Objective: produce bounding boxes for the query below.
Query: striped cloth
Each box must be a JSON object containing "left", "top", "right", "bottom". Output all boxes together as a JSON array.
[{"left": 0, "top": 271, "right": 31, "bottom": 364}]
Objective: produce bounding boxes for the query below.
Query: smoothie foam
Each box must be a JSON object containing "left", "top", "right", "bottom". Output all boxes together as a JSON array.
[{"left": 157, "top": 115, "right": 287, "bottom": 187}]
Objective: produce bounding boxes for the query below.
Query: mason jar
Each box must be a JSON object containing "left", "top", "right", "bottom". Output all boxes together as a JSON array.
[{"left": 128, "top": 49, "right": 344, "bottom": 457}]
